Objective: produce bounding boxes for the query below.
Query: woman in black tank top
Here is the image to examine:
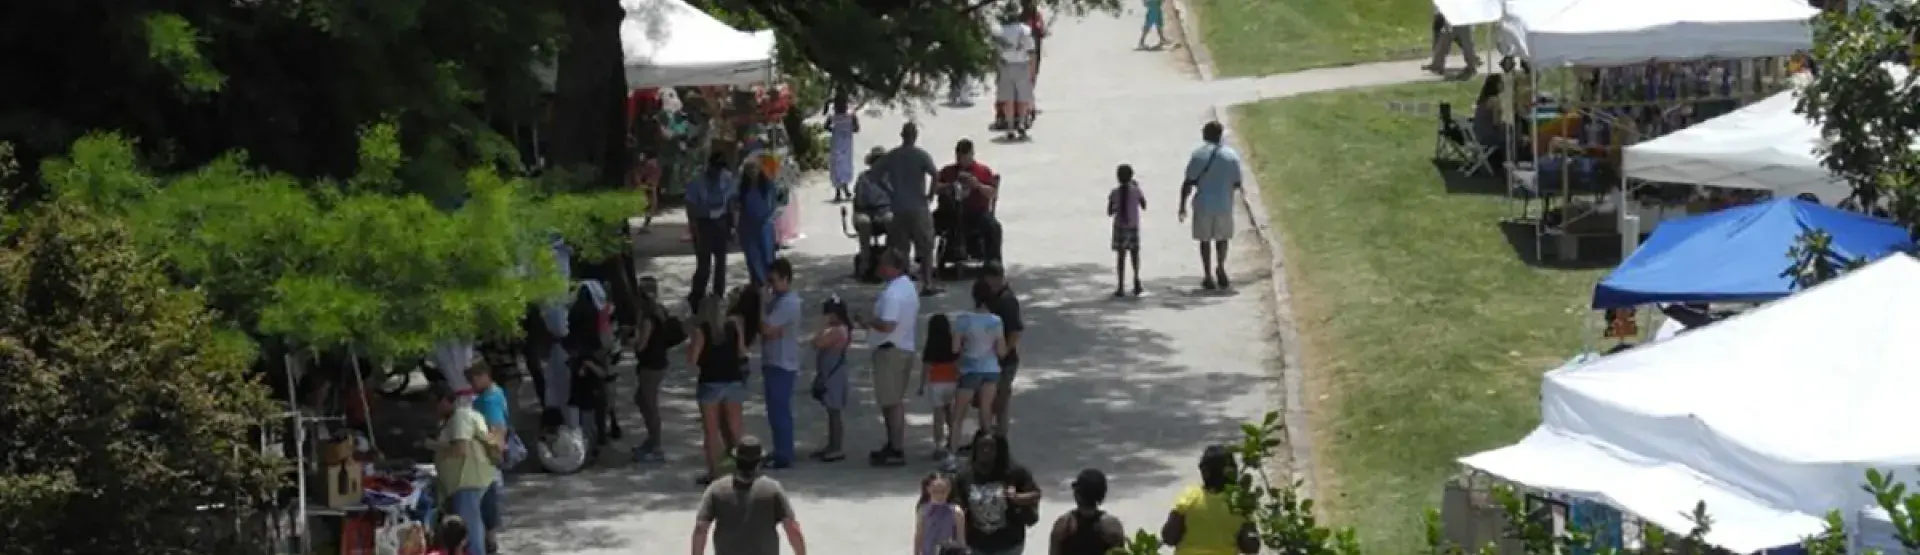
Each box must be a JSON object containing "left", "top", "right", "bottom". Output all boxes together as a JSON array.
[
  {"left": 689, "top": 294, "right": 750, "bottom": 485},
  {"left": 1050, "top": 469, "right": 1126, "bottom": 555}
]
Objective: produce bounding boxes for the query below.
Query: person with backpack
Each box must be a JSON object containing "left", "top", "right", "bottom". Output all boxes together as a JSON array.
[
  {"left": 630, "top": 276, "right": 683, "bottom": 463},
  {"left": 1048, "top": 469, "right": 1126, "bottom": 555}
]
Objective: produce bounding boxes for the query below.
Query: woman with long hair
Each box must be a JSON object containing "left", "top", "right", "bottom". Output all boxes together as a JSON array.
[
  {"left": 629, "top": 276, "right": 673, "bottom": 462},
  {"left": 948, "top": 282, "right": 1008, "bottom": 468},
  {"left": 688, "top": 292, "right": 748, "bottom": 485},
  {"left": 952, "top": 432, "right": 1043, "bottom": 555}
]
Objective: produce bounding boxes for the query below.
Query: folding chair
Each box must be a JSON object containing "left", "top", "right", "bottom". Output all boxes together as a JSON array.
[{"left": 1435, "top": 102, "right": 1495, "bottom": 177}]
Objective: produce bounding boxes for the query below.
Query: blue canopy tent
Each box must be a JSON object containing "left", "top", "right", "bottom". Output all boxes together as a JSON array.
[{"left": 1591, "top": 198, "right": 1912, "bottom": 309}]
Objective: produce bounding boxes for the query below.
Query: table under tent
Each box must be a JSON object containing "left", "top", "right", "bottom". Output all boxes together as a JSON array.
[
  {"left": 1461, "top": 254, "right": 1920, "bottom": 554},
  {"left": 1496, "top": 0, "right": 1816, "bottom": 262}
]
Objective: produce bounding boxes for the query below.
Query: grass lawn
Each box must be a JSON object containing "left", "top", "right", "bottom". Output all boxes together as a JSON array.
[
  {"left": 1231, "top": 82, "right": 1605, "bottom": 551},
  {"left": 1188, "top": 0, "right": 1434, "bottom": 77}
]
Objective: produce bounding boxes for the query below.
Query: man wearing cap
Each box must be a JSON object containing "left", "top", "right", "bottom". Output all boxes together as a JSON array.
[
  {"left": 692, "top": 437, "right": 808, "bottom": 555},
  {"left": 1050, "top": 469, "right": 1128, "bottom": 555},
  {"left": 1160, "top": 445, "right": 1260, "bottom": 555}
]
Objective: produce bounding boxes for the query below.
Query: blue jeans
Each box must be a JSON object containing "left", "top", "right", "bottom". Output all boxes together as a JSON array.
[
  {"left": 448, "top": 488, "right": 490, "bottom": 555},
  {"left": 739, "top": 219, "right": 774, "bottom": 285},
  {"left": 483, "top": 478, "right": 502, "bottom": 531},
  {"left": 763, "top": 365, "right": 798, "bottom": 464}
]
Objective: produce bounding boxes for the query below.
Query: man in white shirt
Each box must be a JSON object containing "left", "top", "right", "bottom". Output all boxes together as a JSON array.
[
  {"left": 992, "top": 6, "right": 1037, "bottom": 139},
  {"left": 864, "top": 248, "right": 919, "bottom": 466}
]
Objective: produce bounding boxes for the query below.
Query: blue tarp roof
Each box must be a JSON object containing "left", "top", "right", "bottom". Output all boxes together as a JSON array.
[{"left": 1591, "top": 198, "right": 1913, "bottom": 309}]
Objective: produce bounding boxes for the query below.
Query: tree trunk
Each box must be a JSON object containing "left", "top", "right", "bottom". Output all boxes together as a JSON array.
[{"left": 550, "top": 0, "right": 629, "bottom": 186}]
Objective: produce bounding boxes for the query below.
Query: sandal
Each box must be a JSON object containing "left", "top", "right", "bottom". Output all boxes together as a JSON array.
[{"left": 809, "top": 449, "right": 846, "bottom": 462}]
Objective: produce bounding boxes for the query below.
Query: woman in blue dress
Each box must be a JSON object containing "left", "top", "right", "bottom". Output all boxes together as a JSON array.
[
  {"left": 827, "top": 93, "right": 860, "bottom": 202},
  {"left": 737, "top": 164, "right": 779, "bottom": 286}
]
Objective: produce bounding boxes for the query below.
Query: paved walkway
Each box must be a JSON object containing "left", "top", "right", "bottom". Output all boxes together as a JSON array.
[{"left": 499, "top": 8, "right": 1460, "bottom": 555}]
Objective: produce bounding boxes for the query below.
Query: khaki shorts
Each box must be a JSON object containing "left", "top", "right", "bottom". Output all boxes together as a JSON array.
[
  {"left": 872, "top": 347, "right": 915, "bottom": 407},
  {"left": 1191, "top": 209, "right": 1235, "bottom": 242},
  {"left": 888, "top": 210, "right": 936, "bottom": 264}
]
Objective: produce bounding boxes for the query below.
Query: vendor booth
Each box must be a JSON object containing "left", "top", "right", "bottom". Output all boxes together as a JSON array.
[
  {"left": 1462, "top": 254, "right": 1920, "bottom": 553},
  {"left": 1590, "top": 198, "right": 1911, "bottom": 308},
  {"left": 1621, "top": 88, "right": 1849, "bottom": 209},
  {"left": 1496, "top": 0, "right": 1815, "bottom": 262},
  {"left": 618, "top": 0, "right": 776, "bottom": 89}
]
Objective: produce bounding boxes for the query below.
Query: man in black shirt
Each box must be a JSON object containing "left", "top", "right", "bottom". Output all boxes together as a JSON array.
[{"left": 978, "top": 262, "right": 1024, "bottom": 434}]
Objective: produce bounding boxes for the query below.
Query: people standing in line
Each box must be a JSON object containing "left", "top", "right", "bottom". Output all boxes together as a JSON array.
[
  {"left": 692, "top": 437, "right": 810, "bottom": 555},
  {"left": 689, "top": 294, "right": 749, "bottom": 485},
  {"left": 827, "top": 94, "right": 861, "bottom": 203},
  {"left": 1049, "top": 469, "right": 1127, "bottom": 555},
  {"left": 977, "top": 263, "right": 1025, "bottom": 435},
  {"left": 631, "top": 276, "right": 675, "bottom": 463},
  {"left": 758, "top": 258, "right": 804, "bottom": 469},
  {"left": 991, "top": 5, "right": 1039, "bottom": 138},
  {"left": 952, "top": 432, "right": 1043, "bottom": 555},
  {"left": 916, "top": 472, "right": 968, "bottom": 555},
  {"left": 1423, "top": 11, "right": 1481, "bottom": 76},
  {"left": 686, "top": 151, "right": 738, "bottom": 308},
  {"left": 1139, "top": 0, "right": 1168, "bottom": 49},
  {"left": 864, "top": 249, "right": 920, "bottom": 466},
  {"left": 809, "top": 296, "right": 854, "bottom": 462},
  {"left": 919, "top": 313, "right": 962, "bottom": 461},
  {"left": 564, "top": 281, "right": 614, "bottom": 459},
  {"left": 948, "top": 284, "right": 1008, "bottom": 470},
  {"left": 880, "top": 123, "right": 942, "bottom": 296},
  {"left": 1160, "top": 445, "right": 1261, "bottom": 555},
  {"left": 1178, "top": 121, "right": 1245, "bottom": 291},
  {"left": 1108, "top": 164, "right": 1148, "bottom": 298},
  {"left": 738, "top": 162, "right": 780, "bottom": 287},
  {"left": 431, "top": 382, "right": 502, "bottom": 555}
]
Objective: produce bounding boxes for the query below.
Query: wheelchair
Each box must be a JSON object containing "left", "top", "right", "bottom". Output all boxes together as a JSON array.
[
  {"left": 840, "top": 205, "right": 893, "bottom": 283},
  {"left": 932, "top": 186, "right": 1000, "bottom": 280}
]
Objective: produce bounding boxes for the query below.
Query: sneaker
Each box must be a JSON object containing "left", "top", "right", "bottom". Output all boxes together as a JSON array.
[
  {"left": 1218, "top": 273, "right": 1232, "bottom": 290},
  {"left": 989, "top": 120, "right": 1009, "bottom": 132},
  {"left": 870, "top": 447, "right": 907, "bottom": 467},
  {"left": 811, "top": 449, "right": 846, "bottom": 462},
  {"left": 762, "top": 459, "right": 794, "bottom": 470},
  {"left": 1201, "top": 277, "right": 1217, "bottom": 291},
  {"left": 1133, "top": 283, "right": 1145, "bottom": 297},
  {"left": 1113, "top": 288, "right": 1127, "bottom": 299}
]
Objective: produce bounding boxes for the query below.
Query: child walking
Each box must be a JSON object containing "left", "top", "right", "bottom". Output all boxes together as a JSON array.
[
  {"left": 919, "top": 314, "right": 962, "bottom": 461},
  {"left": 914, "top": 473, "right": 967, "bottom": 555},
  {"left": 1108, "top": 164, "right": 1147, "bottom": 297},
  {"left": 1140, "top": 0, "right": 1168, "bottom": 49},
  {"left": 827, "top": 94, "right": 861, "bottom": 202},
  {"left": 809, "top": 296, "right": 854, "bottom": 462}
]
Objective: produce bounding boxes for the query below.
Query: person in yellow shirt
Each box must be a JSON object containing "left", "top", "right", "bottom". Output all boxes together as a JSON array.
[
  {"left": 432, "top": 383, "right": 501, "bottom": 555},
  {"left": 1159, "top": 445, "right": 1259, "bottom": 555}
]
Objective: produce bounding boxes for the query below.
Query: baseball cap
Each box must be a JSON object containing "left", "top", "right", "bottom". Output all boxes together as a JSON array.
[{"left": 981, "top": 260, "right": 1005, "bottom": 277}]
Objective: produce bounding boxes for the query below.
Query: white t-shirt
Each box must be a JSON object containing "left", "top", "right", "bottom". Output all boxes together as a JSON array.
[
  {"left": 874, "top": 275, "right": 921, "bottom": 351},
  {"left": 996, "top": 22, "right": 1035, "bottom": 64}
]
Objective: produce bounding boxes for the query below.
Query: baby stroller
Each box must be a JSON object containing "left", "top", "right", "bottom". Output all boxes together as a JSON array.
[
  {"left": 933, "top": 182, "right": 1000, "bottom": 280},
  {"left": 841, "top": 206, "right": 893, "bottom": 283}
]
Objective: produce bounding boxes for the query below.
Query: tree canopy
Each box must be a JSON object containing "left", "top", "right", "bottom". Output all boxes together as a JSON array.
[
  {"left": 0, "top": 201, "right": 282, "bottom": 555},
  {"left": 1799, "top": 1, "right": 1920, "bottom": 230}
]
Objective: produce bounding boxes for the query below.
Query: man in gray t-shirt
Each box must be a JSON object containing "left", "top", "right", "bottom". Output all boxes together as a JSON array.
[
  {"left": 692, "top": 438, "right": 806, "bottom": 555},
  {"left": 879, "top": 122, "right": 940, "bottom": 295}
]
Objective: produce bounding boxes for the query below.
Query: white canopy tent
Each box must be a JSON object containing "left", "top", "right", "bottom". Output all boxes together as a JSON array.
[
  {"left": 619, "top": 0, "right": 775, "bottom": 88},
  {"left": 1434, "top": 0, "right": 1501, "bottom": 26},
  {"left": 1622, "top": 88, "right": 1851, "bottom": 204},
  {"left": 1497, "top": 0, "right": 1816, "bottom": 66},
  {"left": 1461, "top": 255, "right": 1920, "bottom": 553}
]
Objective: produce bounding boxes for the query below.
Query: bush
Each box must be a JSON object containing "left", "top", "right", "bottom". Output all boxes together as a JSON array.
[{"left": 0, "top": 201, "right": 282, "bottom": 555}]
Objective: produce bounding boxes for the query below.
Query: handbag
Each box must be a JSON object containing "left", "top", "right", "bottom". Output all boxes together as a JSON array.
[
  {"left": 503, "top": 431, "right": 528, "bottom": 470},
  {"left": 810, "top": 354, "right": 846, "bottom": 403},
  {"left": 375, "top": 512, "right": 428, "bottom": 555}
]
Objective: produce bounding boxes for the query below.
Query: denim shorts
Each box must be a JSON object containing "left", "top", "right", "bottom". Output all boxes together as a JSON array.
[
  {"left": 697, "top": 381, "right": 747, "bottom": 404},
  {"left": 958, "top": 372, "right": 1001, "bottom": 391}
]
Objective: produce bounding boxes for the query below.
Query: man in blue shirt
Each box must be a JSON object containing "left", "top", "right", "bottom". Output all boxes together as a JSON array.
[
  {"left": 684, "top": 151, "right": 737, "bottom": 307},
  {"left": 1178, "top": 121, "right": 1244, "bottom": 291}
]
